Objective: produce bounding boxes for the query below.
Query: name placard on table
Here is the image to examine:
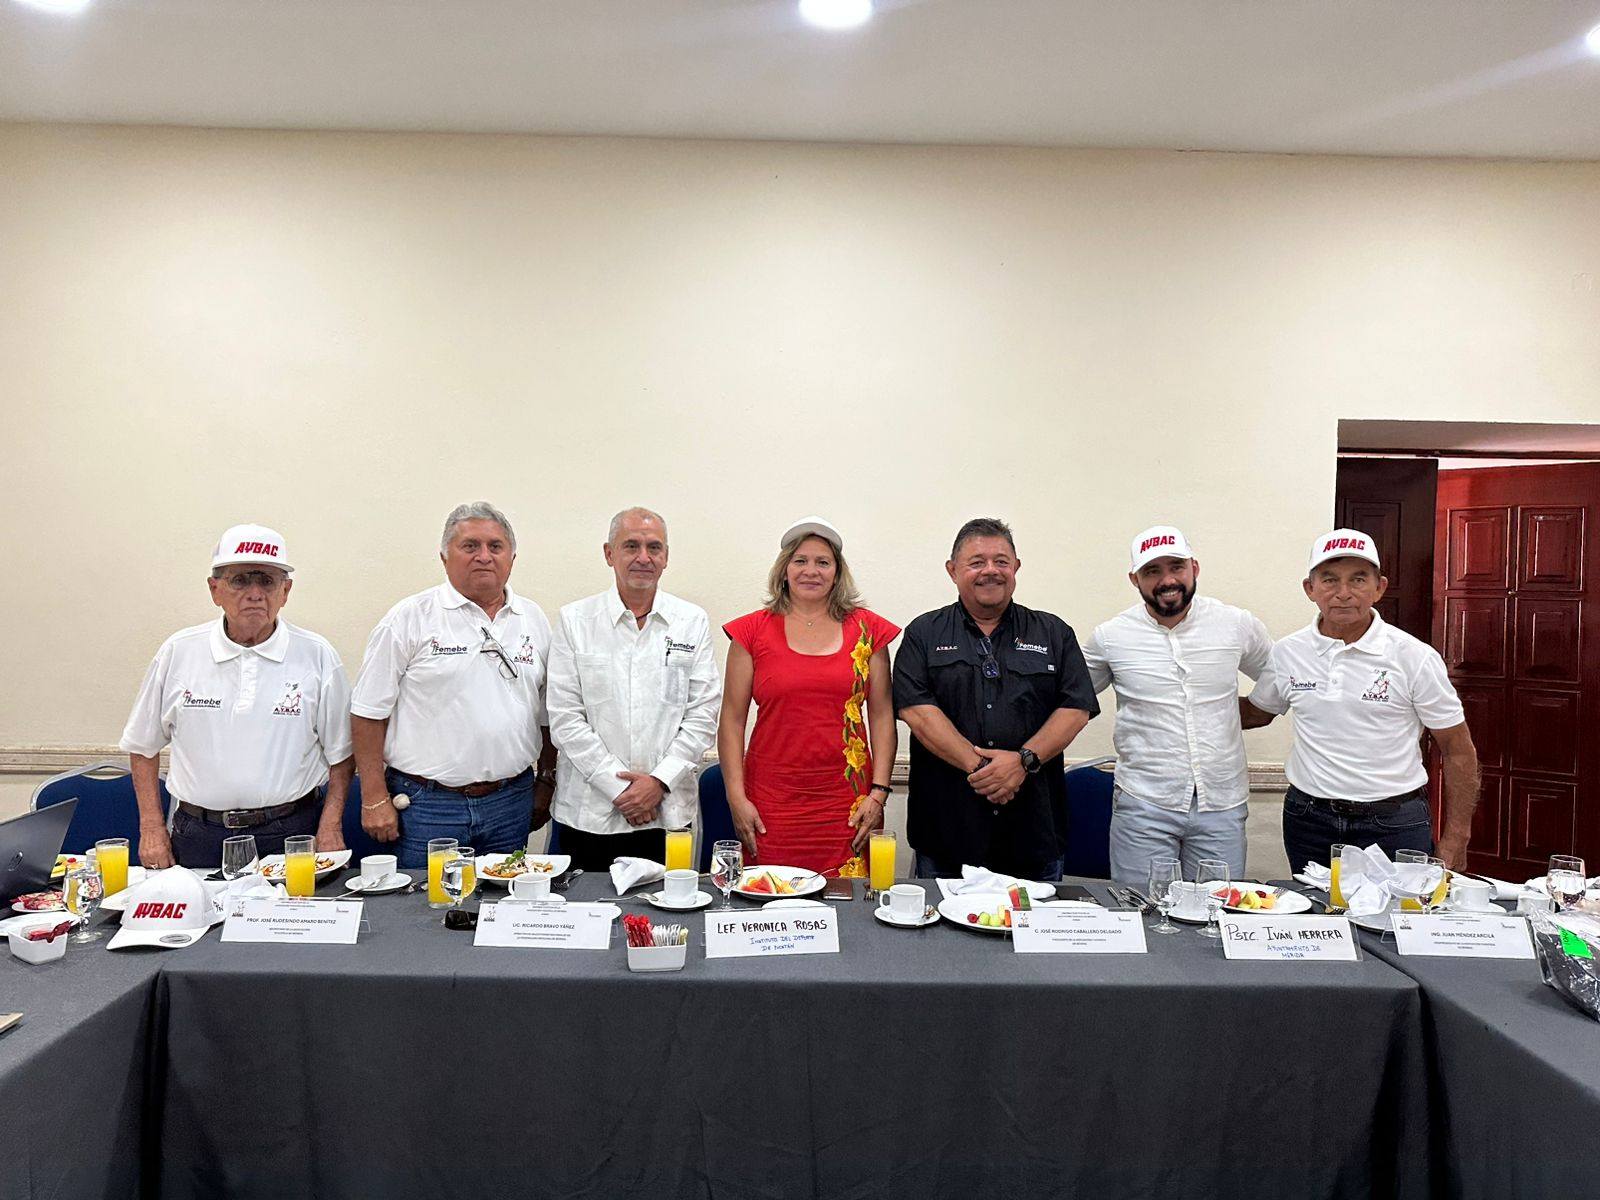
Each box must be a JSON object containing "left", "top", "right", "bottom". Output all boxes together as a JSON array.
[
  {"left": 704, "top": 908, "right": 839, "bottom": 959},
  {"left": 1391, "top": 911, "right": 1535, "bottom": 959},
  {"left": 221, "top": 897, "right": 363, "bottom": 945},
  {"left": 474, "top": 901, "right": 615, "bottom": 949},
  {"left": 1219, "top": 915, "right": 1358, "bottom": 961},
  {"left": 1012, "top": 906, "right": 1148, "bottom": 954}
]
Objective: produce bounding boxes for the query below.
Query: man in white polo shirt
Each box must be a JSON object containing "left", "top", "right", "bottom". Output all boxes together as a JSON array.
[
  {"left": 545, "top": 507, "right": 722, "bottom": 871},
  {"left": 1244, "top": 528, "right": 1480, "bottom": 873},
  {"left": 351, "top": 502, "right": 556, "bottom": 869},
  {"left": 1083, "top": 526, "right": 1274, "bottom": 887},
  {"left": 122, "top": 524, "right": 353, "bottom": 868}
]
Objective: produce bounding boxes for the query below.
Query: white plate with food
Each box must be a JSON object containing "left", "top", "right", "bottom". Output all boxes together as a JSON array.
[
  {"left": 1211, "top": 883, "right": 1313, "bottom": 916},
  {"left": 476, "top": 851, "right": 570, "bottom": 885},
  {"left": 51, "top": 853, "right": 92, "bottom": 881},
  {"left": 733, "top": 867, "right": 826, "bottom": 899},
  {"left": 257, "top": 849, "right": 352, "bottom": 883},
  {"left": 12, "top": 890, "right": 65, "bottom": 914},
  {"left": 935, "top": 892, "right": 1081, "bottom": 933}
]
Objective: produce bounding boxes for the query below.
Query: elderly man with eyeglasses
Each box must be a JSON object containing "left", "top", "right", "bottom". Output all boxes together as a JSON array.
[
  {"left": 351, "top": 502, "right": 556, "bottom": 869},
  {"left": 121, "top": 524, "right": 354, "bottom": 868}
]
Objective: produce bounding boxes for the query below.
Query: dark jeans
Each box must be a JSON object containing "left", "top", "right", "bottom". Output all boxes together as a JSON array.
[
  {"left": 1280, "top": 785, "right": 1434, "bottom": 875},
  {"left": 913, "top": 850, "right": 1064, "bottom": 882},
  {"left": 389, "top": 768, "right": 535, "bottom": 870},
  {"left": 169, "top": 802, "right": 320, "bottom": 869},
  {"left": 555, "top": 823, "right": 668, "bottom": 873}
]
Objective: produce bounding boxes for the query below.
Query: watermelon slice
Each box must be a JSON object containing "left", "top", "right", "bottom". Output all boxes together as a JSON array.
[{"left": 745, "top": 873, "right": 773, "bottom": 894}]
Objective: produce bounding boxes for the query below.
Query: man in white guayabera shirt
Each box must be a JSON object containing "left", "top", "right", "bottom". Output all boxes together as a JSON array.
[
  {"left": 1082, "top": 525, "right": 1273, "bottom": 886},
  {"left": 122, "top": 523, "right": 353, "bottom": 868},
  {"left": 1243, "top": 528, "right": 1480, "bottom": 874},
  {"left": 545, "top": 507, "right": 722, "bottom": 872}
]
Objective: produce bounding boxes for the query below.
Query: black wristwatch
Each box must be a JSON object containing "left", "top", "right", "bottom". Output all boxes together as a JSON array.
[{"left": 1018, "top": 748, "right": 1042, "bottom": 775}]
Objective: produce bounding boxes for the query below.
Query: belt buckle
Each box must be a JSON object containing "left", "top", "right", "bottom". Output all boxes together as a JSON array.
[{"left": 222, "top": 810, "right": 253, "bottom": 829}]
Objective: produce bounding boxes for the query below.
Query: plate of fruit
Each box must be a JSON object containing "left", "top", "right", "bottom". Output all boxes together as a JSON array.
[
  {"left": 1210, "top": 883, "right": 1312, "bottom": 916},
  {"left": 735, "top": 867, "right": 826, "bottom": 899},
  {"left": 938, "top": 885, "right": 1090, "bottom": 933}
]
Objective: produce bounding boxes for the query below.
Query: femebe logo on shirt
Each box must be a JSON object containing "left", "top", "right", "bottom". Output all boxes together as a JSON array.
[
  {"left": 181, "top": 689, "right": 222, "bottom": 709},
  {"left": 1287, "top": 676, "right": 1318, "bottom": 693},
  {"left": 429, "top": 638, "right": 469, "bottom": 656}
]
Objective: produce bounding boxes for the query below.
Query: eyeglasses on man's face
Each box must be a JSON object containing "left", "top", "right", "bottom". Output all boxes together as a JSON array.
[{"left": 218, "top": 570, "right": 285, "bottom": 592}]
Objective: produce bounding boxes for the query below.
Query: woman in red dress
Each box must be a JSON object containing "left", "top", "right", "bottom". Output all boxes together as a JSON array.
[{"left": 719, "top": 517, "right": 900, "bottom": 876}]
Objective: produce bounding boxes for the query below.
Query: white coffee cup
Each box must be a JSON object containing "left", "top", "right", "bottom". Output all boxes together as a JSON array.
[
  {"left": 1168, "top": 881, "right": 1208, "bottom": 920},
  {"left": 1517, "top": 891, "right": 1551, "bottom": 916},
  {"left": 663, "top": 868, "right": 700, "bottom": 905},
  {"left": 361, "top": 854, "right": 397, "bottom": 884},
  {"left": 878, "top": 883, "right": 926, "bottom": 921},
  {"left": 1449, "top": 878, "right": 1494, "bottom": 912},
  {"left": 511, "top": 872, "right": 551, "bottom": 900}
]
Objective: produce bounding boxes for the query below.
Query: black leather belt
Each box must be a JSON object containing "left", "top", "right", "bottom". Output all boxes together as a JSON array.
[
  {"left": 1292, "top": 786, "right": 1427, "bottom": 817},
  {"left": 392, "top": 769, "right": 529, "bottom": 799},
  {"left": 177, "top": 790, "right": 318, "bottom": 829}
]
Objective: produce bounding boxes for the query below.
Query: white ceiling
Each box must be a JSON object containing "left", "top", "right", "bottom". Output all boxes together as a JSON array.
[{"left": 3, "top": 0, "right": 1600, "bottom": 159}]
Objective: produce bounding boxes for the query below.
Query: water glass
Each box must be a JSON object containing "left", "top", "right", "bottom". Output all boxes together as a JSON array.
[
  {"left": 1148, "top": 857, "right": 1181, "bottom": 935},
  {"left": 64, "top": 865, "right": 105, "bottom": 943},
  {"left": 1197, "top": 858, "right": 1229, "bottom": 939},
  {"left": 710, "top": 840, "right": 743, "bottom": 910},
  {"left": 221, "top": 835, "right": 259, "bottom": 881},
  {"left": 1548, "top": 855, "right": 1587, "bottom": 911},
  {"left": 440, "top": 852, "right": 473, "bottom": 913}
]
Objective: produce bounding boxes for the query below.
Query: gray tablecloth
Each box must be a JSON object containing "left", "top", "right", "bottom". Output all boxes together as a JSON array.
[
  {"left": 1358, "top": 914, "right": 1600, "bottom": 1199},
  {"left": 147, "top": 876, "right": 1429, "bottom": 1200},
  {"left": 0, "top": 919, "right": 166, "bottom": 1200}
]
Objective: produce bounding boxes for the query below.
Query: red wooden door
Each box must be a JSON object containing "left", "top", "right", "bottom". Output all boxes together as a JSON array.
[
  {"left": 1433, "top": 464, "right": 1600, "bottom": 879},
  {"left": 1334, "top": 457, "right": 1438, "bottom": 641}
]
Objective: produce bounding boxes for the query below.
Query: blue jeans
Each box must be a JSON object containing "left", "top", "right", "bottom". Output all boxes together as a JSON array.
[
  {"left": 1280, "top": 785, "right": 1433, "bottom": 876},
  {"left": 169, "top": 801, "right": 319, "bottom": 869},
  {"left": 913, "top": 851, "right": 1064, "bottom": 882},
  {"left": 389, "top": 768, "right": 534, "bottom": 870}
]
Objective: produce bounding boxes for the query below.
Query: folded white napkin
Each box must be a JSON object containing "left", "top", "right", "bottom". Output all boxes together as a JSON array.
[
  {"left": 610, "top": 857, "right": 666, "bottom": 895},
  {"left": 942, "top": 866, "right": 1017, "bottom": 897},
  {"left": 226, "top": 875, "right": 279, "bottom": 900},
  {"left": 1474, "top": 874, "right": 1527, "bottom": 901},
  {"left": 1333, "top": 846, "right": 1445, "bottom": 916},
  {"left": 1296, "top": 864, "right": 1332, "bottom": 890}
]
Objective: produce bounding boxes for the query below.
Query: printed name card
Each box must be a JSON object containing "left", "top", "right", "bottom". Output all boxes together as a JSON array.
[
  {"left": 221, "top": 897, "right": 363, "bottom": 945},
  {"left": 704, "top": 908, "right": 840, "bottom": 959},
  {"left": 1012, "top": 906, "right": 1148, "bottom": 954},
  {"left": 1219, "top": 915, "right": 1358, "bottom": 961},
  {"left": 1391, "top": 912, "right": 1535, "bottom": 959},
  {"left": 474, "top": 901, "right": 614, "bottom": 949}
]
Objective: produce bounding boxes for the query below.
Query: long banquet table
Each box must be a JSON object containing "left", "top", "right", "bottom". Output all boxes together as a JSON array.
[
  {"left": 5, "top": 875, "right": 1448, "bottom": 1199},
  {"left": 1357, "top": 919, "right": 1600, "bottom": 1199}
]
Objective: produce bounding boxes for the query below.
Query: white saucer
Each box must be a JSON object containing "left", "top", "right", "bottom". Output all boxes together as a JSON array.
[
  {"left": 874, "top": 906, "right": 938, "bottom": 928},
  {"left": 341, "top": 872, "right": 413, "bottom": 896},
  {"left": 644, "top": 890, "right": 713, "bottom": 911}
]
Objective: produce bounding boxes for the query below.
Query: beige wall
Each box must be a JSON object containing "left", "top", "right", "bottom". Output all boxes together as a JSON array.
[{"left": 3, "top": 122, "right": 1599, "bottom": 771}]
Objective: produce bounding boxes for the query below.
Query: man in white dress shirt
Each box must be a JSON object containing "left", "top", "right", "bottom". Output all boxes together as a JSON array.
[
  {"left": 122, "top": 524, "right": 353, "bottom": 868},
  {"left": 1083, "top": 526, "right": 1273, "bottom": 886},
  {"left": 351, "top": 502, "right": 556, "bottom": 868},
  {"left": 1244, "top": 528, "right": 1480, "bottom": 872},
  {"left": 546, "top": 508, "right": 721, "bottom": 871}
]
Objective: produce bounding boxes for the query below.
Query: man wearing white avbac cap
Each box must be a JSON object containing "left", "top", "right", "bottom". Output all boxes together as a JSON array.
[
  {"left": 351, "top": 502, "right": 555, "bottom": 869},
  {"left": 1243, "top": 529, "right": 1480, "bottom": 873},
  {"left": 121, "top": 524, "right": 354, "bottom": 869},
  {"left": 1082, "top": 526, "right": 1273, "bottom": 886}
]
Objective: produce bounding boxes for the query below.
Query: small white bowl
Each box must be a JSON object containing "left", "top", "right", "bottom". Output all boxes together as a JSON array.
[
  {"left": 626, "top": 942, "right": 687, "bottom": 972},
  {"left": 9, "top": 920, "right": 70, "bottom": 964}
]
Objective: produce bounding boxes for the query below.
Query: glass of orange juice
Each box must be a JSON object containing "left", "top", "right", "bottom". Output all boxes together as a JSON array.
[
  {"left": 1327, "top": 843, "right": 1353, "bottom": 912},
  {"left": 95, "top": 837, "right": 130, "bottom": 897},
  {"left": 664, "top": 827, "right": 693, "bottom": 873},
  {"left": 869, "top": 829, "right": 897, "bottom": 896},
  {"left": 283, "top": 836, "right": 317, "bottom": 897},
  {"left": 427, "top": 838, "right": 459, "bottom": 908}
]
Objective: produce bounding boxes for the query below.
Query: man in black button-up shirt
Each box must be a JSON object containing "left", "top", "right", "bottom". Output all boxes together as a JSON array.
[{"left": 894, "top": 518, "right": 1099, "bottom": 880}]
